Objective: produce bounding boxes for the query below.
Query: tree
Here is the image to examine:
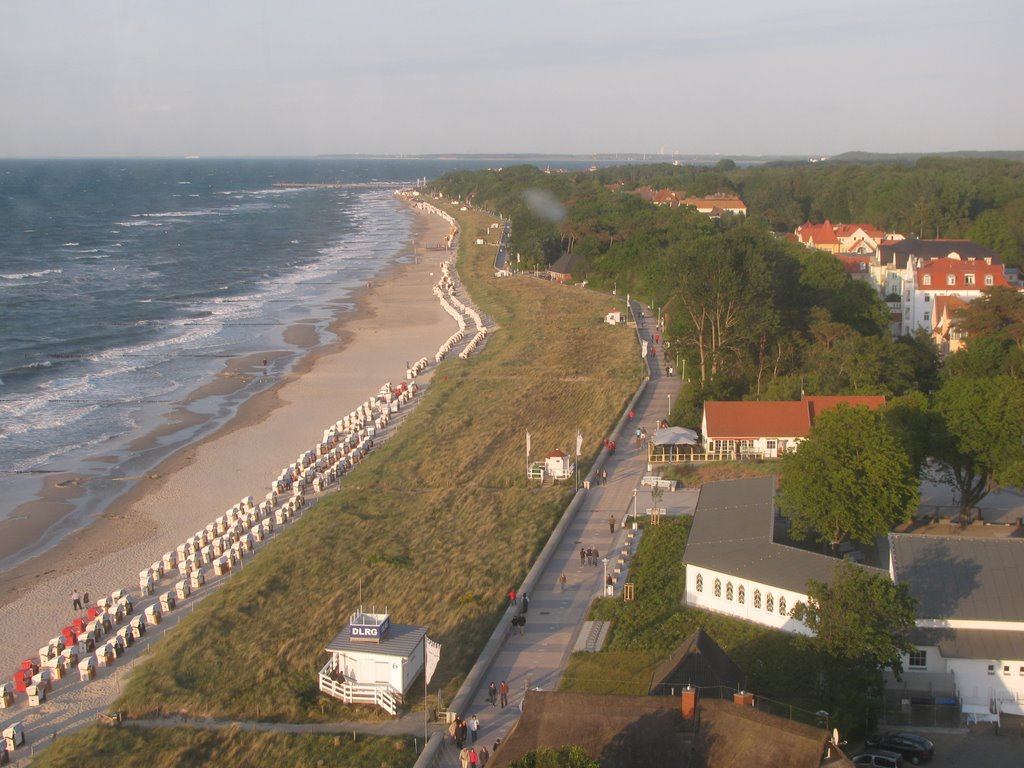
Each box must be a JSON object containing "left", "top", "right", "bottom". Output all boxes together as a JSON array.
[
  {"left": 511, "top": 746, "right": 599, "bottom": 768},
  {"left": 777, "top": 405, "right": 919, "bottom": 548},
  {"left": 931, "top": 375, "right": 1024, "bottom": 517},
  {"left": 792, "top": 562, "right": 918, "bottom": 735}
]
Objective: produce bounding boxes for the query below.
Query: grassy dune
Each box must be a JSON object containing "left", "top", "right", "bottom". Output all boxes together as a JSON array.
[
  {"left": 107, "top": 204, "right": 640, "bottom": 722},
  {"left": 31, "top": 725, "right": 418, "bottom": 768}
]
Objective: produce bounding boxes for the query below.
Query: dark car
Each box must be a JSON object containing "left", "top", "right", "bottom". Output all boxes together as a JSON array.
[
  {"left": 864, "top": 732, "right": 934, "bottom": 764},
  {"left": 852, "top": 749, "right": 904, "bottom": 768}
]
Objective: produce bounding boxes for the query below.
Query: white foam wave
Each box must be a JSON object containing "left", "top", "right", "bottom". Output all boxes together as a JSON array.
[
  {"left": 62, "top": 242, "right": 79, "bottom": 247},
  {"left": 0, "top": 268, "right": 63, "bottom": 280}
]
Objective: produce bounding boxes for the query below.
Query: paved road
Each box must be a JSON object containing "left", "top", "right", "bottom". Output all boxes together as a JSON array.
[{"left": 430, "top": 304, "right": 684, "bottom": 763}]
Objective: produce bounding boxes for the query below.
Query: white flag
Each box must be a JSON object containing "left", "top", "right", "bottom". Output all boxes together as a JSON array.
[
  {"left": 425, "top": 636, "right": 441, "bottom": 686},
  {"left": 526, "top": 430, "right": 531, "bottom": 458},
  {"left": 576, "top": 430, "right": 583, "bottom": 457}
]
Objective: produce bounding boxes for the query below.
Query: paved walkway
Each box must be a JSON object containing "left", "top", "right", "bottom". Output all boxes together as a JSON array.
[{"left": 432, "top": 303, "right": 686, "bottom": 763}]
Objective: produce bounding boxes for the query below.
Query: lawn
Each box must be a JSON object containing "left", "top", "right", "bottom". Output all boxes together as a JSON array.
[
  {"left": 103, "top": 202, "right": 641, "bottom": 723},
  {"left": 30, "top": 724, "right": 418, "bottom": 768}
]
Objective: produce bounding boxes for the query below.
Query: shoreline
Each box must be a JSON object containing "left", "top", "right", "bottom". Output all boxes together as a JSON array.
[{"left": 0, "top": 200, "right": 457, "bottom": 674}]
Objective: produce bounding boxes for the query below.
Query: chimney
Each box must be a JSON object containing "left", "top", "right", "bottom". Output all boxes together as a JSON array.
[
  {"left": 733, "top": 690, "right": 755, "bottom": 707},
  {"left": 681, "top": 686, "right": 697, "bottom": 721}
]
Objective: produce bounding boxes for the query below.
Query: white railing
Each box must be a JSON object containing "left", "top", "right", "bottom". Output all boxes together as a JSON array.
[{"left": 318, "top": 659, "right": 401, "bottom": 715}]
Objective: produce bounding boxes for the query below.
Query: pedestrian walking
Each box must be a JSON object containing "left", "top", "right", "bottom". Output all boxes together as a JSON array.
[
  {"left": 458, "top": 719, "right": 468, "bottom": 749},
  {"left": 479, "top": 746, "right": 490, "bottom": 766},
  {"left": 469, "top": 747, "right": 479, "bottom": 767},
  {"left": 83, "top": 591, "right": 90, "bottom": 606},
  {"left": 593, "top": 547, "right": 600, "bottom": 564},
  {"left": 609, "top": 514, "right": 615, "bottom": 534},
  {"left": 499, "top": 681, "right": 509, "bottom": 708},
  {"left": 521, "top": 593, "right": 529, "bottom": 613},
  {"left": 508, "top": 588, "right": 517, "bottom": 605},
  {"left": 488, "top": 681, "right": 497, "bottom": 706},
  {"left": 579, "top": 547, "right": 586, "bottom": 567},
  {"left": 602, "top": 469, "right": 607, "bottom": 483},
  {"left": 518, "top": 614, "right": 527, "bottom": 633},
  {"left": 559, "top": 572, "right": 567, "bottom": 591},
  {"left": 469, "top": 714, "right": 480, "bottom": 744},
  {"left": 71, "top": 589, "right": 82, "bottom": 611},
  {"left": 460, "top": 746, "right": 470, "bottom": 768},
  {"left": 448, "top": 717, "right": 458, "bottom": 745}
]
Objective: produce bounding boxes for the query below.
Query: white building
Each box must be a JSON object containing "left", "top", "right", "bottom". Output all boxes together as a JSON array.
[
  {"left": 318, "top": 611, "right": 437, "bottom": 715},
  {"left": 682, "top": 476, "right": 887, "bottom": 635},
  {"left": 888, "top": 535, "right": 1024, "bottom": 717}
]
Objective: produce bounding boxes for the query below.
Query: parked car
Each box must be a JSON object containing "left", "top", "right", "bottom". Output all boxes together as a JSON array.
[
  {"left": 852, "top": 749, "right": 904, "bottom": 768},
  {"left": 864, "top": 732, "right": 934, "bottom": 764}
]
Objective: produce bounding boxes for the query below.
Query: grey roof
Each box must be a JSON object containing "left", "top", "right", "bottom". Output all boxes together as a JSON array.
[
  {"left": 879, "top": 238, "right": 1000, "bottom": 269},
  {"left": 325, "top": 622, "right": 427, "bottom": 659},
  {"left": 652, "top": 426, "right": 699, "bottom": 446},
  {"left": 683, "top": 476, "right": 886, "bottom": 594},
  {"left": 890, "top": 534, "right": 1024, "bottom": 622},
  {"left": 910, "top": 627, "right": 1024, "bottom": 661}
]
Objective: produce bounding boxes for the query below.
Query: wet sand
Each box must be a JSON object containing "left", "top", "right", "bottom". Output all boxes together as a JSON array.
[{"left": 0, "top": 200, "right": 459, "bottom": 675}]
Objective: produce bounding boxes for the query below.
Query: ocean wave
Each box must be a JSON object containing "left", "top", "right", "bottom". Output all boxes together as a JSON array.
[
  {"left": 0, "top": 268, "right": 63, "bottom": 281},
  {"left": 62, "top": 242, "right": 79, "bottom": 246}
]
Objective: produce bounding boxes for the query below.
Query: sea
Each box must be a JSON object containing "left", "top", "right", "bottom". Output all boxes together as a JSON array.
[{"left": 0, "top": 156, "right": 544, "bottom": 570}]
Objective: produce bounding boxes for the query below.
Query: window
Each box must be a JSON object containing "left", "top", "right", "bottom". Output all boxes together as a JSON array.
[
  {"left": 753, "top": 590, "right": 761, "bottom": 610},
  {"left": 778, "top": 596, "right": 787, "bottom": 615},
  {"left": 947, "top": 274, "right": 956, "bottom": 286},
  {"left": 1004, "top": 665, "right": 1011, "bottom": 676},
  {"left": 766, "top": 440, "right": 777, "bottom": 451},
  {"left": 766, "top": 593, "right": 774, "bottom": 613},
  {"left": 726, "top": 582, "right": 733, "bottom": 601},
  {"left": 738, "top": 585, "right": 745, "bottom": 605},
  {"left": 1019, "top": 666, "right": 1024, "bottom": 676},
  {"left": 924, "top": 294, "right": 930, "bottom": 302},
  {"left": 924, "top": 312, "right": 930, "bottom": 321},
  {"left": 713, "top": 578, "right": 721, "bottom": 598},
  {"left": 965, "top": 273, "right": 975, "bottom": 286},
  {"left": 986, "top": 274, "right": 995, "bottom": 286},
  {"left": 988, "top": 665, "right": 995, "bottom": 675},
  {"left": 695, "top": 573, "right": 703, "bottom": 593},
  {"left": 922, "top": 274, "right": 931, "bottom": 286},
  {"left": 908, "top": 650, "right": 927, "bottom": 669}
]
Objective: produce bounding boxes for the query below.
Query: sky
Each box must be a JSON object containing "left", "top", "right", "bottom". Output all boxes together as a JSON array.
[{"left": 1, "top": 0, "right": 1021, "bottom": 158}]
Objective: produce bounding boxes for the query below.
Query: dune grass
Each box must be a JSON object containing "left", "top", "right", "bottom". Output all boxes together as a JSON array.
[
  {"left": 30, "top": 724, "right": 417, "bottom": 768},
  {"left": 104, "top": 203, "right": 640, "bottom": 723}
]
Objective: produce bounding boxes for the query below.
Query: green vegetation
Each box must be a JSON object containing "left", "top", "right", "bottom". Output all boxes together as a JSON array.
[
  {"left": 107, "top": 204, "right": 638, "bottom": 722},
  {"left": 792, "top": 563, "right": 918, "bottom": 734},
  {"left": 510, "top": 745, "right": 600, "bottom": 768},
  {"left": 777, "top": 405, "right": 920, "bottom": 548},
  {"left": 31, "top": 724, "right": 416, "bottom": 768}
]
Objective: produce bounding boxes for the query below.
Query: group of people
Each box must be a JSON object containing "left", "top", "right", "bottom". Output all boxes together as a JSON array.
[
  {"left": 449, "top": 713, "right": 492, "bottom": 767},
  {"left": 70, "top": 589, "right": 91, "bottom": 611},
  {"left": 580, "top": 546, "right": 601, "bottom": 566},
  {"left": 487, "top": 680, "right": 509, "bottom": 708}
]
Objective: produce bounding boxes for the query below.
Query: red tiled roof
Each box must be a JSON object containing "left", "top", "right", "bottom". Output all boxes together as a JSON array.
[
  {"left": 917, "top": 256, "right": 1009, "bottom": 290},
  {"left": 704, "top": 401, "right": 811, "bottom": 439},
  {"left": 803, "top": 395, "right": 886, "bottom": 421},
  {"left": 797, "top": 220, "right": 838, "bottom": 246},
  {"left": 704, "top": 396, "right": 886, "bottom": 439},
  {"left": 835, "top": 223, "right": 884, "bottom": 240},
  {"left": 836, "top": 254, "right": 870, "bottom": 274}
]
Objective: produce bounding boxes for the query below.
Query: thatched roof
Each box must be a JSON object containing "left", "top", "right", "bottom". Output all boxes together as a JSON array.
[
  {"left": 648, "top": 628, "right": 746, "bottom": 696},
  {"left": 487, "top": 690, "right": 854, "bottom": 768},
  {"left": 487, "top": 690, "right": 688, "bottom": 768}
]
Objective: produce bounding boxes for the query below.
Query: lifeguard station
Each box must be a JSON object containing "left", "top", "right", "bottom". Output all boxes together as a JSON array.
[{"left": 318, "top": 610, "right": 438, "bottom": 715}]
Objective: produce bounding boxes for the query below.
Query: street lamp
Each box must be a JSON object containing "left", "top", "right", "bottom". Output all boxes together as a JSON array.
[
  {"left": 667, "top": 394, "right": 672, "bottom": 419},
  {"left": 602, "top": 557, "right": 609, "bottom": 596}
]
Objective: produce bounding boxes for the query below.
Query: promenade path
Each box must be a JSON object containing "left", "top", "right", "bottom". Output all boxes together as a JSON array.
[{"left": 427, "top": 302, "right": 689, "bottom": 766}]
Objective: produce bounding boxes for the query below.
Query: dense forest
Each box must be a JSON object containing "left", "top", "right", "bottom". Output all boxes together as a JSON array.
[{"left": 429, "top": 158, "right": 1024, "bottom": 514}]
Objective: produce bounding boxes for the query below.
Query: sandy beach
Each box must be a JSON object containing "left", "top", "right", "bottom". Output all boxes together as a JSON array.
[{"left": 0, "top": 199, "right": 460, "bottom": 679}]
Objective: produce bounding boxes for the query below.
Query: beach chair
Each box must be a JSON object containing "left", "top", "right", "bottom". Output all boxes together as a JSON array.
[
  {"left": 189, "top": 569, "right": 205, "bottom": 589},
  {"left": 162, "top": 551, "right": 177, "bottom": 571},
  {"left": 79, "top": 656, "right": 96, "bottom": 680},
  {"left": 175, "top": 579, "right": 190, "bottom": 600},
  {"left": 0, "top": 683, "right": 13, "bottom": 709},
  {"left": 95, "top": 643, "right": 114, "bottom": 667},
  {"left": 144, "top": 604, "right": 161, "bottom": 625},
  {"left": 117, "top": 626, "right": 133, "bottom": 648},
  {"left": 160, "top": 591, "right": 175, "bottom": 612},
  {"left": 2, "top": 722, "right": 25, "bottom": 751},
  {"left": 139, "top": 573, "right": 154, "bottom": 597},
  {"left": 130, "top": 615, "right": 146, "bottom": 639}
]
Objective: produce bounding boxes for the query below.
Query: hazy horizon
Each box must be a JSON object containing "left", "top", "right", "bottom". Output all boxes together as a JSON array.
[{"left": 2, "top": 1, "right": 1021, "bottom": 159}]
